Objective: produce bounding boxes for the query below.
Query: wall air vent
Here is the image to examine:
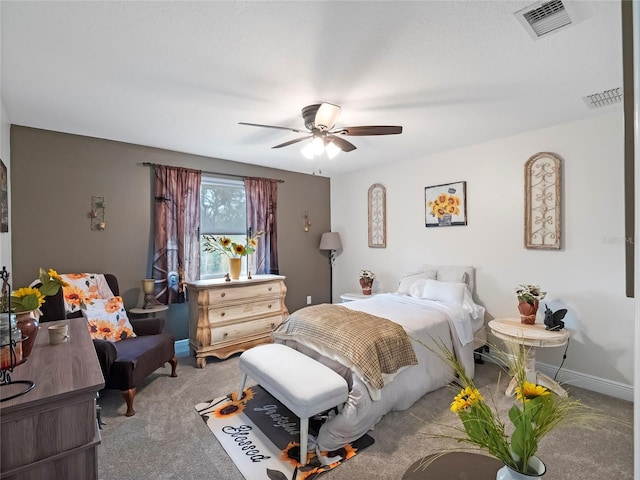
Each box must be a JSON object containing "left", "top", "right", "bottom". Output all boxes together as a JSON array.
[
  {"left": 582, "top": 88, "right": 623, "bottom": 110},
  {"left": 515, "top": 0, "right": 578, "bottom": 40}
]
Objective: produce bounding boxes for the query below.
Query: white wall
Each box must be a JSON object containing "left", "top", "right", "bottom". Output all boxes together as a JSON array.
[{"left": 331, "top": 111, "right": 634, "bottom": 399}]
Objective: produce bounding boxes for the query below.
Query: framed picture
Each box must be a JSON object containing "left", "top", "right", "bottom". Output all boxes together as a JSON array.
[
  {"left": 524, "top": 152, "right": 561, "bottom": 249},
  {"left": 368, "top": 183, "right": 386, "bottom": 247},
  {"left": 0, "top": 159, "right": 7, "bottom": 233},
  {"left": 425, "top": 181, "right": 467, "bottom": 227}
]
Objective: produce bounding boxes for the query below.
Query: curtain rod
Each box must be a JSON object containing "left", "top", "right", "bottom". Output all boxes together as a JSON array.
[{"left": 140, "top": 162, "right": 284, "bottom": 183}]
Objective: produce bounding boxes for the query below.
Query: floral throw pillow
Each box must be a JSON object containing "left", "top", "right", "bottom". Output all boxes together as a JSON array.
[
  {"left": 60, "top": 273, "right": 114, "bottom": 314},
  {"left": 82, "top": 296, "right": 136, "bottom": 341}
]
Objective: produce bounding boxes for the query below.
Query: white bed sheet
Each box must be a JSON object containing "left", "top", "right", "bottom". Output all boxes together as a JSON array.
[{"left": 276, "top": 293, "right": 485, "bottom": 455}]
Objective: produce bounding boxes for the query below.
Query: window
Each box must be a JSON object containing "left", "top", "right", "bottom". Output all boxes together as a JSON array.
[{"left": 200, "top": 176, "right": 247, "bottom": 279}]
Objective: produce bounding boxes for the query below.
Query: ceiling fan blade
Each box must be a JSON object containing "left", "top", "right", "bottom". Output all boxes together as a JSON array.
[
  {"left": 315, "top": 103, "right": 341, "bottom": 130},
  {"left": 327, "top": 135, "right": 357, "bottom": 152},
  {"left": 239, "top": 122, "right": 306, "bottom": 134},
  {"left": 335, "top": 125, "right": 403, "bottom": 136},
  {"left": 271, "top": 135, "right": 313, "bottom": 149}
]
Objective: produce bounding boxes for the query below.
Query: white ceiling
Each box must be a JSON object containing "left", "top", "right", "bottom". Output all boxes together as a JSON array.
[{"left": 1, "top": 1, "right": 623, "bottom": 177}]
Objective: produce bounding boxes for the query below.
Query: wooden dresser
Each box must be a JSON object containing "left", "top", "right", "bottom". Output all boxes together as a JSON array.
[
  {"left": 187, "top": 275, "right": 288, "bottom": 368},
  {"left": 0, "top": 317, "right": 104, "bottom": 480}
]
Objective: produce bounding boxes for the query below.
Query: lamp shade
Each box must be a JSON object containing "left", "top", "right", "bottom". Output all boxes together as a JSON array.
[{"left": 319, "top": 232, "right": 342, "bottom": 251}]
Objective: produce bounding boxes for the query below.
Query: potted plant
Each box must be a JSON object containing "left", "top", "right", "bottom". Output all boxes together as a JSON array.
[
  {"left": 515, "top": 284, "right": 546, "bottom": 325},
  {"left": 359, "top": 270, "right": 376, "bottom": 295}
]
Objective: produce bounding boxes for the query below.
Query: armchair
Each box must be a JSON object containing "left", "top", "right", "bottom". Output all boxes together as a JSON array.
[{"left": 39, "top": 274, "right": 177, "bottom": 417}]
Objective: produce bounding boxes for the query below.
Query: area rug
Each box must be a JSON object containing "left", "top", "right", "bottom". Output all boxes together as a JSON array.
[{"left": 195, "top": 386, "right": 374, "bottom": 480}]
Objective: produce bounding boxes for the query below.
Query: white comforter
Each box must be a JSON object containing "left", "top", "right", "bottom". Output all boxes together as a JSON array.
[{"left": 277, "top": 293, "right": 483, "bottom": 455}]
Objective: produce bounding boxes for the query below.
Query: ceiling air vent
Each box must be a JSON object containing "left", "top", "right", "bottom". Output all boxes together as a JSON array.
[
  {"left": 515, "top": 0, "right": 578, "bottom": 40},
  {"left": 582, "top": 88, "right": 623, "bottom": 110}
]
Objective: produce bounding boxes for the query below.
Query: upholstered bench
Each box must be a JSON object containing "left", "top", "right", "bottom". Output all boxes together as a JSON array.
[{"left": 238, "top": 343, "right": 349, "bottom": 465}]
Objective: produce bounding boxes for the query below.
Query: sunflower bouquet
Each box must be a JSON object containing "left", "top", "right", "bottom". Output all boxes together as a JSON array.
[
  {"left": 423, "top": 340, "right": 596, "bottom": 476},
  {"left": 427, "top": 192, "right": 461, "bottom": 219},
  {"left": 202, "top": 231, "right": 264, "bottom": 258},
  {"left": 8, "top": 268, "right": 68, "bottom": 313}
]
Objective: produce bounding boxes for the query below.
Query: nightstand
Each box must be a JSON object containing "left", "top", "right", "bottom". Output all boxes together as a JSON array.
[
  {"left": 488, "top": 317, "right": 569, "bottom": 397},
  {"left": 340, "top": 292, "right": 379, "bottom": 302}
]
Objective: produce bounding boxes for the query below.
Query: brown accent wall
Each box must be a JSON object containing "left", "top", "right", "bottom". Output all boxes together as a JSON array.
[{"left": 10, "top": 126, "right": 331, "bottom": 340}]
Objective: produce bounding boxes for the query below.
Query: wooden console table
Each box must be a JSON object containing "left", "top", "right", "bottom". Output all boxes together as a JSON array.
[
  {"left": 186, "top": 275, "right": 288, "bottom": 367},
  {"left": 0, "top": 317, "right": 104, "bottom": 479}
]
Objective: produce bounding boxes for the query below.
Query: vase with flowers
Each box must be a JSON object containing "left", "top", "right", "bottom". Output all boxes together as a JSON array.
[
  {"left": 427, "top": 192, "right": 462, "bottom": 226},
  {"left": 516, "top": 284, "right": 546, "bottom": 325},
  {"left": 359, "top": 270, "right": 376, "bottom": 295},
  {"left": 420, "top": 339, "right": 600, "bottom": 480},
  {"left": 8, "top": 268, "right": 68, "bottom": 357},
  {"left": 202, "top": 231, "right": 264, "bottom": 280}
]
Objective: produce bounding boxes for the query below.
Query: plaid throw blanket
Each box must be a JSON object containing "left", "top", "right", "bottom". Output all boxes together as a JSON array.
[{"left": 272, "top": 304, "right": 418, "bottom": 389}]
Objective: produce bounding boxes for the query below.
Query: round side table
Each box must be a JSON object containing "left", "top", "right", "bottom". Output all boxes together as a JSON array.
[
  {"left": 128, "top": 305, "right": 169, "bottom": 315},
  {"left": 340, "top": 292, "right": 380, "bottom": 302},
  {"left": 488, "top": 317, "right": 569, "bottom": 397}
]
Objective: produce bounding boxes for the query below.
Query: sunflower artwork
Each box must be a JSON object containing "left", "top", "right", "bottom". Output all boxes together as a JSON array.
[
  {"left": 195, "top": 385, "right": 374, "bottom": 480},
  {"left": 425, "top": 181, "right": 467, "bottom": 227}
]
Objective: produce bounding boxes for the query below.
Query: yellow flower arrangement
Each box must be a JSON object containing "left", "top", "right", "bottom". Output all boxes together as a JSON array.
[
  {"left": 9, "top": 268, "right": 68, "bottom": 313},
  {"left": 202, "top": 231, "right": 264, "bottom": 258},
  {"left": 420, "top": 339, "right": 600, "bottom": 476},
  {"left": 427, "top": 193, "right": 461, "bottom": 219}
]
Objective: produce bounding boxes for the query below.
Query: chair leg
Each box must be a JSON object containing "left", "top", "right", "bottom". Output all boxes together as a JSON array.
[
  {"left": 122, "top": 388, "right": 136, "bottom": 417},
  {"left": 168, "top": 356, "right": 178, "bottom": 377}
]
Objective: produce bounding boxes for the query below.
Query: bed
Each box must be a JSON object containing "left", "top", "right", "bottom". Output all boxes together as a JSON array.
[{"left": 272, "top": 265, "right": 486, "bottom": 463}]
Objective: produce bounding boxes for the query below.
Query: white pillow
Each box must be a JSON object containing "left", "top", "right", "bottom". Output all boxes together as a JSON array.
[
  {"left": 409, "top": 278, "right": 429, "bottom": 298},
  {"left": 397, "top": 270, "right": 436, "bottom": 295},
  {"left": 422, "top": 264, "right": 475, "bottom": 294},
  {"left": 421, "top": 279, "right": 466, "bottom": 306}
]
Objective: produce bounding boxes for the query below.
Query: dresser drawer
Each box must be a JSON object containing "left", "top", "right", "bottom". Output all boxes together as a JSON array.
[
  {"left": 206, "top": 281, "right": 284, "bottom": 304},
  {"left": 207, "top": 298, "right": 282, "bottom": 324},
  {"left": 210, "top": 316, "right": 281, "bottom": 345}
]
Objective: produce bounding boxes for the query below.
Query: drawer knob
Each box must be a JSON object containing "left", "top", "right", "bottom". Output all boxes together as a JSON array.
[
  {"left": 220, "top": 292, "right": 226, "bottom": 298},
  {"left": 268, "top": 304, "right": 272, "bottom": 309},
  {"left": 223, "top": 332, "right": 228, "bottom": 338},
  {"left": 268, "top": 287, "right": 272, "bottom": 291},
  {"left": 220, "top": 312, "right": 225, "bottom": 317}
]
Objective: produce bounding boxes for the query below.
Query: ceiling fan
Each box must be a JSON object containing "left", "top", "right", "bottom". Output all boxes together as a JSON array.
[{"left": 239, "top": 103, "right": 402, "bottom": 156}]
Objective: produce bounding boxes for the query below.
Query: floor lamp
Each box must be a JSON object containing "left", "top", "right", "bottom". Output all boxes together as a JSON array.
[{"left": 319, "top": 232, "right": 342, "bottom": 303}]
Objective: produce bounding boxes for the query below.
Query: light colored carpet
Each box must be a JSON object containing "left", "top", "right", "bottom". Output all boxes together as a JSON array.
[{"left": 97, "top": 353, "right": 634, "bottom": 480}]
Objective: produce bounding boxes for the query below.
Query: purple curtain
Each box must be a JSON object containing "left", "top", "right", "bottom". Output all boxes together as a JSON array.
[
  {"left": 152, "top": 165, "right": 201, "bottom": 304},
  {"left": 245, "top": 177, "right": 278, "bottom": 275}
]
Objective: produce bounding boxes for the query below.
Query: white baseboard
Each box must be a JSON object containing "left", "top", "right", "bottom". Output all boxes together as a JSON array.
[
  {"left": 481, "top": 351, "right": 633, "bottom": 402},
  {"left": 175, "top": 339, "right": 190, "bottom": 357},
  {"left": 536, "top": 361, "right": 633, "bottom": 402}
]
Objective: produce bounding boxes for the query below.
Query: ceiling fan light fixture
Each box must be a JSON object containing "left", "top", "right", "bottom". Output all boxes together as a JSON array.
[
  {"left": 325, "top": 140, "right": 341, "bottom": 159},
  {"left": 311, "top": 137, "right": 324, "bottom": 156},
  {"left": 301, "top": 142, "right": 315, "bottom": 160}
]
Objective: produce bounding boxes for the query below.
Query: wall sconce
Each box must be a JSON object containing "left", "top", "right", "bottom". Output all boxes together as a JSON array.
[
  {"left": 303, "top": 211, "right": 311, "bottom": 232},
  {"left": 89, "top": 196, "right": 106, "bottom": 231}
]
